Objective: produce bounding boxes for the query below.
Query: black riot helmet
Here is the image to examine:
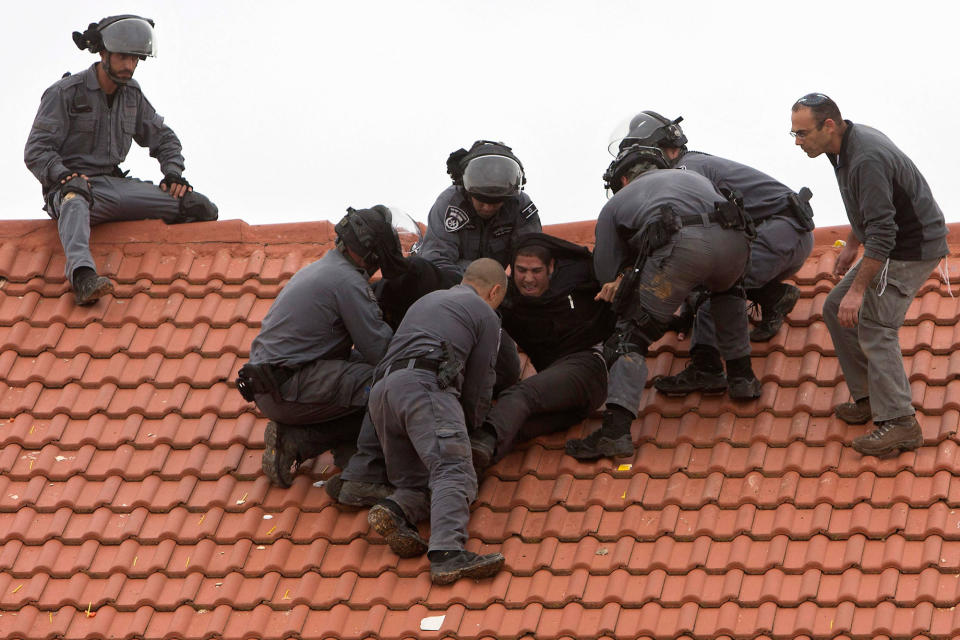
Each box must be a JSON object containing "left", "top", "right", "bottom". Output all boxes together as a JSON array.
[
  {"left": 335, "top": 205, "right": 403, "bottom": 274},
  {"left": 73, "top": 15, "right": 157, "bottom": 59},
  {"left": 446, "top": 140, "right": 526, "bottom": 201},
  {"left": 616, "top": 111, "right": 687, "bottom": 153},
  {"left": 602, "top": 145, "right": 670, "bottom": 194},
  {"left": 462, "top": 155, "right": 524, "bottom": 201}
]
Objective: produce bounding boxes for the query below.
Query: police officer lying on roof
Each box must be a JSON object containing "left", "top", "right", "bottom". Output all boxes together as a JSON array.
[
  {"left": 419, "top": 140, "right": 542, "bottom": 283},
  {"left": 469, "top": 233, "right": 615, "bottom": 471},
  {"left": 609, "top": 111, "right": 815, "bottom": 396},
  {"left": 24, "top": 16, "right": 218, "bottom": 306},
  {"left": 565, "top": 145, "right": 760, "bottom": 461},
  {"left": 363, "top": 259, "right": 508, "bottom": 584},
  {"left": 236, "top": 206, "right": 403, "bottom": 487}
]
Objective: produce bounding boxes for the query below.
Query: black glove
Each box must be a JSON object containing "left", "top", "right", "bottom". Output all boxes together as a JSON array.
[
  {"left": 59, "top": 174, "right": 93, "bottom": 205},
  {"left": 160, "top": 173, "right": 192, "bottom": 191}
]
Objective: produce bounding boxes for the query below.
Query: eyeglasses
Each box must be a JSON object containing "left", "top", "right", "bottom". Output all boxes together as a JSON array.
[
  {"left": 790, "top": 120, "right": 825, "bottom": 139},
  {"left": 795, "top": 92, "right": 831, "bottom": 106}
]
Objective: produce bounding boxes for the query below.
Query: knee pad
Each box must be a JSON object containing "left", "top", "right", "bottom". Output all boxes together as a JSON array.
[
  {"left": 603, "top": 308, "right": 666, "bottom": 365},
  {"left": 176, "top": 191, "right": 218, "bottom": 223}
]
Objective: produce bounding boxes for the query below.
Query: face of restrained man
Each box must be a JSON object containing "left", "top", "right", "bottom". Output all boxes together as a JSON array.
[{"left": 513, "top": 253, "right": 554, "bottom": 298}]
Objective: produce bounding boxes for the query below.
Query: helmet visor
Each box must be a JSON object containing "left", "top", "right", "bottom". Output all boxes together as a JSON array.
[
  {"left": 462, "top": 155, "right": 523, "bottom": 199},
  {"left": 386, "top": 206, "right": 425, "bottom": 256},
  {"left": 100, "top": 18, "right": 156, "bottom": 57}
]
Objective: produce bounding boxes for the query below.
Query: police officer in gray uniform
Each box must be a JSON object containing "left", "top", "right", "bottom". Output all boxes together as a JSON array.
[
  {"left": 237, "top": 206, "right": 399, "bottom": 487},
  {"left": 24, "top": 16, "right": 218, "bottom": 305},
  {"left": 565, "top": 145, "right": 760, "bottom": 460},
  {"left": 419, "top": 140, "right": 541, "bottom": 281},
  {"left": 364, "top": 259, "right": 507, "bottom": 584},
  {"left": 612, "top": 111, "right": 815, "bottom": 396},
  {"left": 791, "top": 93, "right": 948, "bottom": 457}
]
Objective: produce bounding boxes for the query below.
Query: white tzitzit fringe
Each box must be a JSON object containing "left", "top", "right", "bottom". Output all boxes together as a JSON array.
[{"left": 938, "top": 256, "right": 953, "bottom": 298}]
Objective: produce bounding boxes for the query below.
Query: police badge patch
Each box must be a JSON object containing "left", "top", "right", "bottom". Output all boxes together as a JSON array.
[
  {"left": 444, "top": 206, "right": 470, "bottom": 232},
  {"left": 521, "top": 202, "right": 538, "bottom": 220}
]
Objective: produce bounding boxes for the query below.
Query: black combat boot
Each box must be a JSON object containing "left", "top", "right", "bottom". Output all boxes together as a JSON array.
[
  {"left": 262, "top": 421, "right": 340, "bottom": 487},
  {"left": 654, "top": 345, "right": 727, "bottom": 396},
  {"left": 564, "top": 405, "right": 633, "bottom": 461},
  {"left": 470, "top": 423, "right": 498, "bottom": 473},
  {"left": 73, "top": 267, "right": 114, "bottom": 306},
  {"left": 367, "top": 499, "right": 428, "bottom": 558},
  {"left": 429, "top": 549, "right": 505, "bottom": 585},
  {"left": 726, "top": 356, "right": 762, "bottom": 400},
  {"left": 325, "top": 473, "right": 393, "bottom": 508},
  {"left": 748, "top": 282, "right": 800, "bottom": 342}
]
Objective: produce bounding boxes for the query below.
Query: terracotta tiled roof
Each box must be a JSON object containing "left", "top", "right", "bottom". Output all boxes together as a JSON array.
[{"left": 1, "top": 218, "right": 959, "bottom": 640}]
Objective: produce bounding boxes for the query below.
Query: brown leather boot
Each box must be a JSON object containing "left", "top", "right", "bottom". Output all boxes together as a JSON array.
[
  {"left": 834, "top": 397, "right": 872, "bottom": 424},
  {"left": 851, "top": 415, "right": 923, "bottom": 457}
]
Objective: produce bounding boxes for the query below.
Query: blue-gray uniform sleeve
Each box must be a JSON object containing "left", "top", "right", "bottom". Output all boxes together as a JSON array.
[
  {"left": 516, "top": 192, "right": 542, "bottom": 235},
  {"left": 24, "top": 86, "right": 72, "bottom": 190},
  {"left": 593, "top": 204, "right": 628, "bottom": 283},
  {"left": 135, "top": 96, "right": 185, "bottom": 177},
  {"left": 460, "top": 310, "right": 500, "bottom": 431},
  {"left": 849, "top": 155, "right": 898, "bottom": 261},
  {"left": 336, "top": 280, "right": 394, "bottom": 365},
  {"left": 419, "top": 192, "right": 465, "bottom": 277}
]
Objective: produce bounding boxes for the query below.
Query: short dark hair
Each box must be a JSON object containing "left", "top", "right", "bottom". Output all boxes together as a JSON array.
[
  {"left": 513, "top": 244, "right": 552, "bottom": 268},
  {"left": 791, "top": 92, "right": 843, "bottom": 125}
]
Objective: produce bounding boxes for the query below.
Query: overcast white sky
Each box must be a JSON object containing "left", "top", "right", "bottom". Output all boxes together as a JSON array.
[{"left": 2, "top": 1, "right": 958, "bottom": 232}]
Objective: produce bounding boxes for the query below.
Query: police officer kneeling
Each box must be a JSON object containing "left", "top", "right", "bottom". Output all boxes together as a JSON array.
[
  {"left": 237, "top": 206, "right": 399, "bottom": 487},
  {"left": 566, "top": 145, "right": 761, "bottom": 460},
  {"left": 364, "top": 259, "right": 507, "bottom": 584}
]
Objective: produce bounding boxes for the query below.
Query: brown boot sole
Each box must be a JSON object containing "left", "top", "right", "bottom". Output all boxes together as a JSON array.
[
  {"left": 431, "top": 553, "right": 505, "bottom": 585},
  {"left": 262, "top": 421, "right": 294, "bottom": 488},
  {"left": 368, "top": 504, "right": 428, "bottom": 558}
]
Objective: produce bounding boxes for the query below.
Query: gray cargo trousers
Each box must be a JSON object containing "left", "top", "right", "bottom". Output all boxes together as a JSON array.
[
  {"left": 368, "top": 368, "right": 476, "bottom": 553},
  {"left": 693, "top": 214, "right": 814, "bottom": 349},
  {"left": 47, "top": 175, "right": 213, "bottom": 286},
  {"left": 823, "top": 256, "right": 941, "bottom": 422},
  {"left": 606, "top": 223, "right": 751, "bottom": 415},
  {"left": 252, "top": 358, "right": 374, "bottom": 425}
]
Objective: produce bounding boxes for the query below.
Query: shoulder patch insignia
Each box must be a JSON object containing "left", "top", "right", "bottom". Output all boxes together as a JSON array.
[
  {"left": 444, "top": 206, "right": 470, "bottom": 232},
  {"left": 521, "top": 202, "right": 538, "bottom": 220}
]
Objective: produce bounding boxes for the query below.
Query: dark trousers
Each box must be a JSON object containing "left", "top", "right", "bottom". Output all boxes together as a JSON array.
[{"left": 487, "top": 349, "right": 608, "bottom": 462}]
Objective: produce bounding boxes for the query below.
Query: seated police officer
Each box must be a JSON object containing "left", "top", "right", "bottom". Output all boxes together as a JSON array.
[
  {"left": 419, "top": 140, "right": 542, "bottom": 282},
  {"left": 470, "top": 233, "right": 615, "bottom": 470},
  {"left": 565, "top": 145, "right": 760, "bottom": 460},
  {"left": 611, "top": 112, "right": 814, "bottom": 397},
  {"left": 237, "top": 206, "right": 401, "bottom": 487},
  {"left": 364, "top": 259, "right": 507, "bottom": 584},
  {"left": 24, "top": 16, "right": 218, "bottom": 305}
]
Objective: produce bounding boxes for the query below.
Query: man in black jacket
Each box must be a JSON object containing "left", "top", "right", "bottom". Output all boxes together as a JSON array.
[{"left": 470, "top": 233, "right": 615, "bottom": 470}]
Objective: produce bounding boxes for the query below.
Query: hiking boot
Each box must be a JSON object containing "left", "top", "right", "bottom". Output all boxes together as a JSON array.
[
  {"left": 73, "top": 271, "right": 114, "bottom": 306},
  {"left": 851, "top": 415, "right": 923, "bottom": 457},
  {"left": 262, "top": 421, "right": 337, "bottom": 487},
  {"left": 750, "top": 283, "right": 800, "bottom": 342},
  {"left": 834, "top": 397, "right": 872, "bottom": 424},
  {"left": 430, "top": 550, "right": 505, "bottom": 585},
  {"left": 325, "top": 473, "right": 393, "bottom": 508},
  {"left": 367, "top": 499, "right": 428, "bottom": 558},
  {"left": 470, "top": 426, "right": 497, "bottom": 473},
  {"left": 565, "top": 429, "right": 633, "bottom": 461},
  {"left": 728, "top": 375, "right": 762, "bottom": 400},
  {"left": 654, "top": 365, "right": 728, "bottom": 396}
]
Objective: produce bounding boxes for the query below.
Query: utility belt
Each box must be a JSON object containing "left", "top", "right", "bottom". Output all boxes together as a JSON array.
[
  {"left": 236, "top": 362, "right": 297, "bottom": 402},
  {"left": 374, "top": 357, "right": 440, "bottom": 383},
  {"left": 786, "top": 186, "right": 815, "bottom": 231}
]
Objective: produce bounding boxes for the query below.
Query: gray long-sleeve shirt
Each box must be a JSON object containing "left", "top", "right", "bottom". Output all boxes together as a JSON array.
[
  {"left": 419, "top": 185, "right": 541, "bottom": 277},
  {"left": 829, "top": 121, "right": 947, "bottom": 262},
  {"left": 376, "top": 284, "right": 500, "bottom": 430},
  {"left": 594, "top": 169, "right": 726, "bottom": 283},
  {"left": 250, "top": 249, "right": 393, "bottom": 368},
  {"left": 674, "top": 151, "right": 796, "bottom": 221},
  {"left": 24, "top": 63, "right": 185, "bottom": 194}
]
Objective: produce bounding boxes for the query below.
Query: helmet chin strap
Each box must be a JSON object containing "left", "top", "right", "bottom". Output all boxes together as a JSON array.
[{"left": 102, "top": 54, "right": 130, "bottom": 85}]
